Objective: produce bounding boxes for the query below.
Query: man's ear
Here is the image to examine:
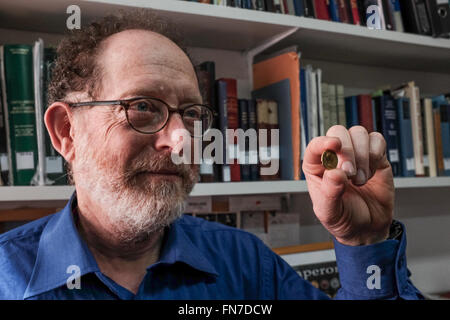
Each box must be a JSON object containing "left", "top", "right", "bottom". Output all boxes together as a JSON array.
[{"left": 44, "top": 102, "right": 76, "bottom": 163}]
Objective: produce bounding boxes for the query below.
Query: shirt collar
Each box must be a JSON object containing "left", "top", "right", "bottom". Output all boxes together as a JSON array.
[{"left": 24, "top": 191, "right": 218, "bottom": 299}]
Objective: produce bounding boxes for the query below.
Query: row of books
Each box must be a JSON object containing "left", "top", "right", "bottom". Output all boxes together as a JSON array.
[
  {"left": 0, "top": 42, "right": 68, "bottom": 186},
  {"left": 185, "top": 0, "right": 450, "bottom": 38},
  {"left": 301, "top": 65, "right": 450, "bottom": 178}
]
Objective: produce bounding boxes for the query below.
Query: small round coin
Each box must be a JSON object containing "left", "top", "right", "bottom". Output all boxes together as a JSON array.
[{"left": 321, "top": 150, "right": 338, "bottom": 170}]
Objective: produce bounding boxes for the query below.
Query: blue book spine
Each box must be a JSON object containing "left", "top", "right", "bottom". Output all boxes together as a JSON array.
[
  {"left": 247, "top": 99, "right": 259, "bottom": 181},
  {"left": 244, "top": 0, "right": 253, "bottom": 8},
  {"left": 328, "top": 0, "right": 341, "bottom": 21},
  {"left": 300, "top": 68, "right": 309, "bottom": 143},
  {"left": 216, "top": 80, "right": 230, "bottom": 182},
  {"left": 293, "top": 0, "right": 305, "bottom": 16},
  {"left": 345, "top": 96, "right": 359, "bottom": 128},
  {"left": 396, "top": 97, "right": 415, "bottom": 177},
  {"left": 380, "top": 95, "right": 400, "bottom": 176},
  {"left": 441, "top": 105, "right": 450, "bottom": 176}
]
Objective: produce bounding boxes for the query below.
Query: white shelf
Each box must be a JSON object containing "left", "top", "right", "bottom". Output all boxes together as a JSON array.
[
  {"left": 0, "top": 0, "right": 449, "bottom": 73},
  {"left": 0, "top": 177, "right": 449, "bottom": 203}
]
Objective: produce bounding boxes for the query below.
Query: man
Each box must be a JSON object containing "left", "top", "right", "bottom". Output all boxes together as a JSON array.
[{"left": 0, "top": 10, "right": 423, "bottom": 300}]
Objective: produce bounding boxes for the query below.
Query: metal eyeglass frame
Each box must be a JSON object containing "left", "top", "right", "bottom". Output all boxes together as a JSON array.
[{"left": 66, "top": 96, "right": 218, "bottom": 136}]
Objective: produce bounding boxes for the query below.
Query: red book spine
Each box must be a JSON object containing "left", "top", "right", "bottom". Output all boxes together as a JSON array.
[
  {"left": 350, "top": 0, "right": 361, "bottom": 25},
  {"left": 314, "top": 0, "right": 331, "bottom": 20},
  {"left": 338, "top": 0, "right": 350, "bottom": 23},
  {"left": 222, "top": 78, "right": 241, "bottom": 182},
  {"left": 357, "top": 95, "right": 374, "bottom": 133},
  {"left": 283, "top": 0, "right": 289, "bottom": 13}
]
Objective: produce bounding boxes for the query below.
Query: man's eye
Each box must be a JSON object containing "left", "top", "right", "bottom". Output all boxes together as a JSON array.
[{"left": 135, "top": 101, "right": 157, "bottom": 112}]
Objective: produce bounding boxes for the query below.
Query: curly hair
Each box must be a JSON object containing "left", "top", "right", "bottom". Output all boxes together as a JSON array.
[
  {"left": 48, "top": 8, "right": 191, "bottom": 105},
  {"left": 48, "top": 9, "right": 194, "bottom": 185}
]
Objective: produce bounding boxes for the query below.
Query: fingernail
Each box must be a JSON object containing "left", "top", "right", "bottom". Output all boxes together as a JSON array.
[
  {"left": 355, "top": 169, "right": 366, "bottom": 185},
  {"left": 341, "top": 161, "right": 356, "bottom": 176}
]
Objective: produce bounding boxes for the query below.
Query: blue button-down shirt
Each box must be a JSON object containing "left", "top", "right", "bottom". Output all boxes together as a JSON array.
[{"left": 0, "top": 192, "right": 423, "bottom": 300}]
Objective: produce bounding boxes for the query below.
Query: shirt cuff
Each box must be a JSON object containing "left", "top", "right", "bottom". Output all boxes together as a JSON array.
[{"left": 333, "top": 220, "right": 414, "bottom": 299}]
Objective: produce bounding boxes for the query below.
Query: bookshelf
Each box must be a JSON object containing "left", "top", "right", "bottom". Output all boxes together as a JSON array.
[{"left": 0, "top": 0, "right": 450, "bottom": 295}]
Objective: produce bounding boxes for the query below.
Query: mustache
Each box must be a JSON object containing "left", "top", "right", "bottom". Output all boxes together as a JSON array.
[{"left": 122, "top": 150, "right": 195, "bottom": 181}]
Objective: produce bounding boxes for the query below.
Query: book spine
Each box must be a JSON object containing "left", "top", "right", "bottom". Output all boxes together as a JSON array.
[
  {"left": 328, "top": 84, "right": 338, "bottom": 128},
  {"left": 314, "top": 0, "right": 331, "bottom": 20},
  {"left": 336, "top": 85, "right": 346, "bottom": 127},
  {"left": 338, "top": 0, "right": 351, "bottom": 23},
  {"left": 216, "top": 80, "right": 230, "bottom": 182},
  {"left": 396, "top": 97, "right": 415, "bottom": 177},
  {"left": 238, "top": 99, "right": 251, "bottom": 181},
  {"left": 329, "top": 0, "right": 341, "bottom": 21},
  {"left": 357, "top": 94, "right": 374, "bottom": 133},
  {"left": 357, "top": 0, "right": 367, "bottom": 25},
  {"left": 222, "top": 78, "right": 241, "bottom": 182},
  {"left": 266, "top": 100, "right": 280, "bottom": 180},
  {"left": 2, "top": 45, "right": 39, "bottom": 186},
  {"left": 247, "top": 99, "right": 259, "bottom": 180},
  {"left": 380, "top": 94, "right": 400, "bottom": 176},
  {"left": 266, "top": 0, "right": 276, "bottom": 11},
  {"left": 286, "top": 0, "right": 297, "bottom": 14},
  {"left": 254, "top": 0, "right": 266, "bottom": 10},
  {"left": 321, "top": 83, "right": 330, "bottom": 133},
  {"left": 344, "top": 0, "right": 355, "bottom": 23},
  {"left": 433, "top": 107, "right": 445, "bottom": 176},
  {"left": 408, "top": 84, "right": 425, "bottom": 176},
  {"left": 391, "top": 0, "right": 404, "bottom": 32},
  {"left": 300, "top": 68, "right": 309, "bottom": 143},
  {"left": 345, "top": 96, "right": 359, "bottom": 128},
  {"left": 350, "top": 0, "right": 362, "bottom": 24},
  {"left": 0, "top": 65, "right": 8, "bottom": 185},
  {"left": 256, "top": 99, "right": 270, "bottom": 181},
  {"left": 381, "top": 0, "right": 396, "bottom": 30},
  {"left": 293, "top": 0, "right": 305, "bottom": 15},
  {"left": 316, "top": 69, "right": 324, "bottom": 136},
  {"left": 304, "top": 0, "right": 317, "bottom": 17},
  {"left": 440, "top": 105, "right": 450, "bottom": 176}
]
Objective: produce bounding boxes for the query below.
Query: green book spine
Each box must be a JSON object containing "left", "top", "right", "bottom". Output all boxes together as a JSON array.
[
  {"left": 1, "top": 45, "right": 38, "bottom": 185},
  {"left": 43, "top": 48, "right": 67, "bottom": 185},
  {"left": 0, "top": 74, "right": 9, "bottom": 185},
  {"left": 336, "top": 84, "right": 347, "bottom": 127}
]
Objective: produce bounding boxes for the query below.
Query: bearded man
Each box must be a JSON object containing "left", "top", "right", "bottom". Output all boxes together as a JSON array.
[{"left": 0, "top": 10, "right": 423, "bottom": 300}]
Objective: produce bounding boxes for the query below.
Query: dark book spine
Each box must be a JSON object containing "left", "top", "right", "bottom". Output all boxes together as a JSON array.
[
  {"left": 304, "top": 0, "right": 317, "bottom": 17},
  {"left": 424, "top": 0, "right": 450, "bottom": 38},
  {"left": 293, "top": 0, "right": 305, "bottom": 15},
  {"left": 345, "top": 96, "right": 359, "bottom": 128},
  {"left": 357, "top": 0, "right": 367, "bottom": 25},
  {"left": 344, "top": 0, "right": 355, "bottom": 23},
  {"left": 220, "top": 78, "right": 241, "bottom": 182},
  {"left": 238, "top": 99, "right": 251, "bottom": 181},
  {"left": 338, "top": 0, "right": 351, "bottom": 23},
  {"left": 265, "top": 0, "right": 276, "bottom": 11},
  {"left": 254, "top": 0, "right": 267, "bottom": 10},
  {"left": 247, "top": 99, "right": 259, "bottom": 181},
  {"left": 396, "top": 97, "right": 415, "bottom": 177},
  {"left": 441, "top": 105, "right": 450, "bottom": 176},
  {"left": 382, "top": 0, "right": 396, "bottom": 30},
  {"left": 216, "top": 80, "right": 229, "bottom": 182},
  {"left": 399, "top": 0, "right": 432, "bottom": 35},
  {"left": 349, "top": 0, "right": 361, "bottom": 24},
  {"left": 380, "top": 95, "right": 400, "bottom": 176},
  {"left": 0, "top": 74, "right": 8, "bottom": 185}
]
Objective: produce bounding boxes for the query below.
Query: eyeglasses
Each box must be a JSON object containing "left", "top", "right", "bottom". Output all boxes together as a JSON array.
[{"left": 67, "top": 96, "right": 217, "bottom": 137}]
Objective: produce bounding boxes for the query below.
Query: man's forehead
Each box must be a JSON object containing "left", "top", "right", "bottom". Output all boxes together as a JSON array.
[{"left": 98, "top": 29, "right": 194, "bottom": 75}]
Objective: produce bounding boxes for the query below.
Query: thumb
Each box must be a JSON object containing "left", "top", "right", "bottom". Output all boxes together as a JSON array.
[{"left": 316, "top": 168, "right": 348, "bottom": 223}]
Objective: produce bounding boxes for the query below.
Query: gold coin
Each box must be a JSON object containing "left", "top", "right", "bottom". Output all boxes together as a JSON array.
[{"left": 321, "top": 150, "right": 338, "bottom": 170}]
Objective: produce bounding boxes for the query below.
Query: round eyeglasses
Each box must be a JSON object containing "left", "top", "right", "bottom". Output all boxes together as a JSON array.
[{"left": 67, "top": 96, "right": 217, "bottom": 137}]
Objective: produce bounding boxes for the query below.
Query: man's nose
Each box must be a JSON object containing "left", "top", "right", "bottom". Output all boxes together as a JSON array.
[{"left": 154, "top": 112, "right": 190, "bottom": 152}]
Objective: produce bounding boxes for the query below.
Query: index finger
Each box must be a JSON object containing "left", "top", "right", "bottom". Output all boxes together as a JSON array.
[{"left": 302, "top": 136, "right": 341, "bottom": 176}]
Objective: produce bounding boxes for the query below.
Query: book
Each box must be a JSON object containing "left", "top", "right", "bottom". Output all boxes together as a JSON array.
[
  {"left": 328, "top": 84, "right": 338, "bottom": 128},
  {"left": 238, "top": 99, "right": 251, "bottom": 181},
  {"left": 314, "top": 0, "right": 331, "bottom": 20},
  {"left": 218, "top": 78, "right": 241, "bottom": 181},
  {"left": 1, "top": 44, "right": 39, "bottom": 186},
  {"left": 321, "top": 83, "right": 331, "bottom": 133},
  {"left": 357, "top": 94, "right": 374, "bottom": 133},
  {"left": 391, "top": 0, "right": 405, "bottom": 32},
  {"left": 398, "top": 82, "right": 425, "bottom": 176},
  {"left": 0, "top": 74, "right": 8, "bottom": 185},
  {"left": 399, "top": 0, "right": 432, "bottom": 35},
  {"left": 396, "top": 97, "right": 415, "bottom": 177},
  {"left": 345, "top": 96, "right": 359, "bottom": 128},
  {"left": 197, "top": 61, "right": 218, "bottom": 182},
  {"left": 374, "top": 94, "right": 400, "bottom": 176},
  {"left": 293, "top": 260, "right": 340, "bottom": 298},
  {"left": 349, "top": 0, "right": 362, "bottom": 24},
  {"left": 424, "top": 0, "right": 450, "bottom": 38},
  {"left": 215, "top": 79, "right": 230, "bottom": 182},
  {"left": 316, "top": 69, "right": 324, "bottom": 136},
  {"left": 306, "top": 66, "right": 319, "bottom": 141},
  {"left": 304, "top": 0, "right": 317, "bottom": 17},
  {"left": 357, "top": 0, "right": 368, "bottom": 25},
  {"left": 293, "top": 0, "right": 305, "bottom": 15},
  {"left": 382, "top": 0, "right": 396, "bottom": 30},
  {"left": 252, "top": 79, "right": 292, "bottom": 180},
  {"left": 247, "top": 99, "right": 259, "bottom": 180},
  {"left": 300, "top": 68, "right": 309, "bottom": 143},
  {"left": 439, "top": 104, "right": 450, "bottom": 176},
  {"left": 253, "top": 51, "right": 301, "bottom": 180},
  {"left": 329, "top": 0, "right": 342, "bottom": 21},
  {"left": 433, "top": 107, "right": 445, "bottom": 176},
  {"left": 336, "top": 85, "right": 346, "bottom": 127},
  {"left": 338, "top": 0, "right": 351, "bottom": 23},
  {"left": 286, "top": 0, "right": 296, "bottom": 14}
]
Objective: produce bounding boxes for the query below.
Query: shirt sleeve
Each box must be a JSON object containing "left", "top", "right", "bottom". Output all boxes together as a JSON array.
[{"left": 333, "top": 220, "right": 425, "bottom": 300}]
